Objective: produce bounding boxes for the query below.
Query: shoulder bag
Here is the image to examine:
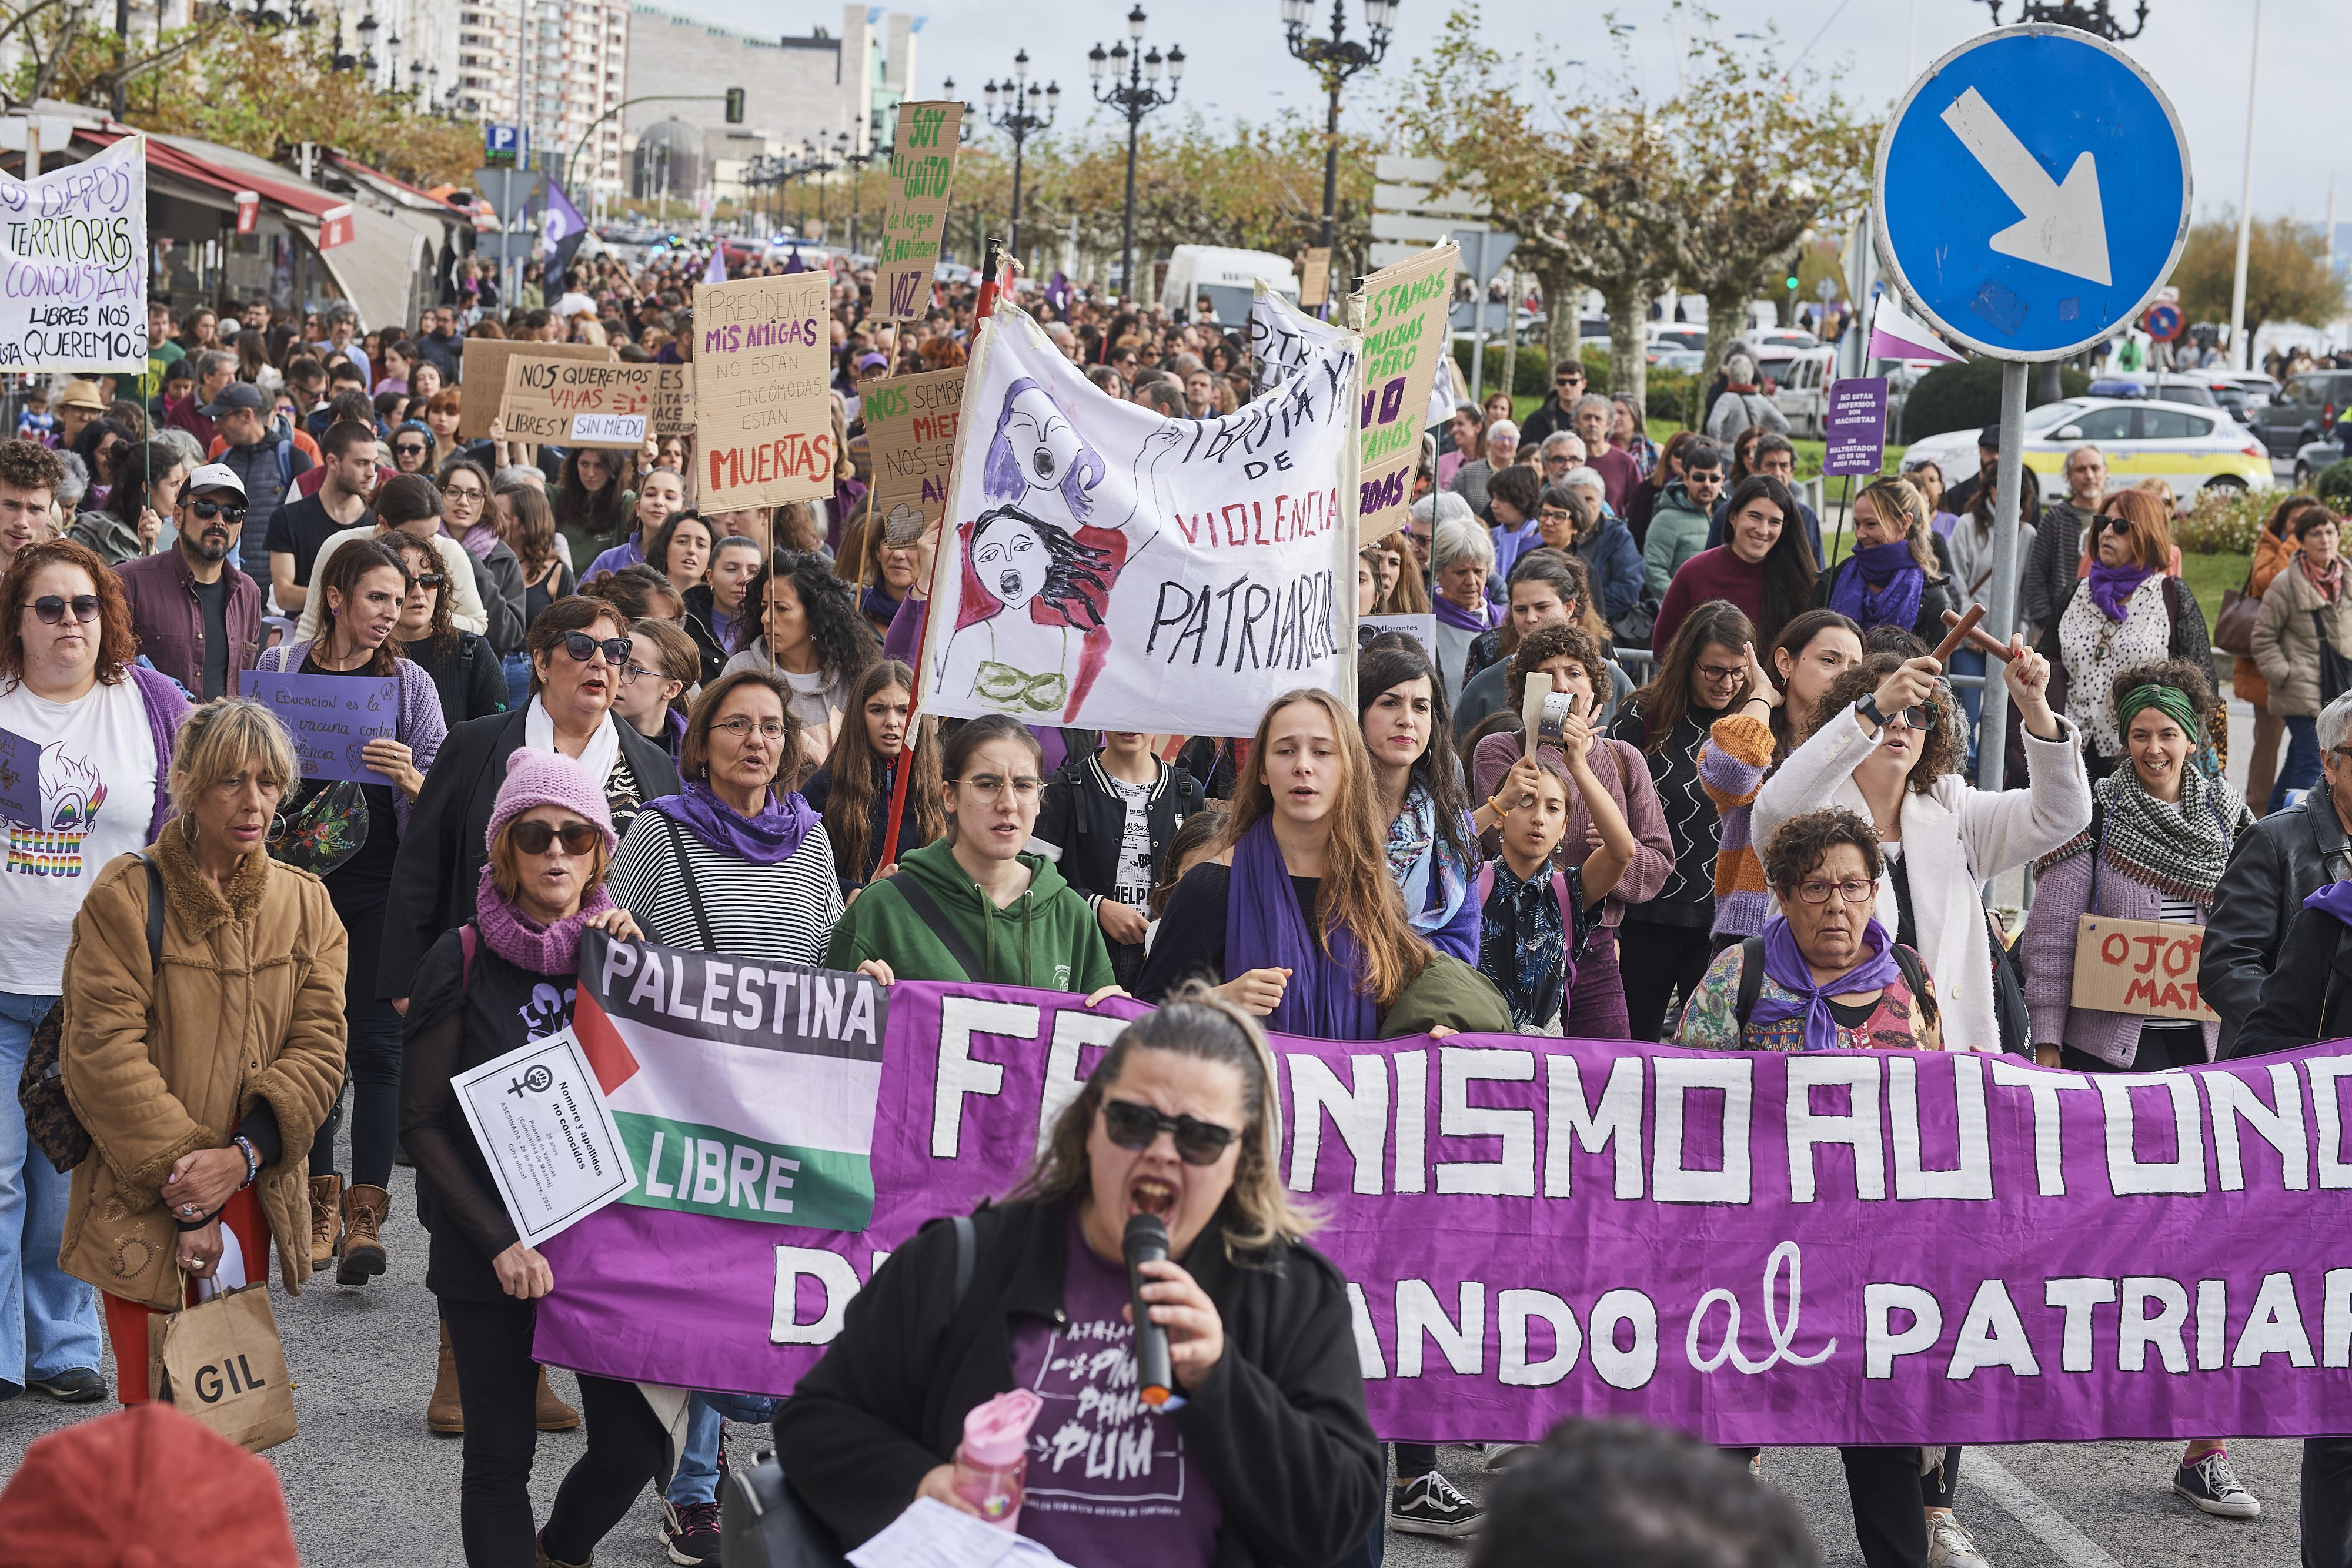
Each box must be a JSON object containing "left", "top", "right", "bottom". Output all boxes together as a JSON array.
[{"left": 18, "top": 855, "right": 163, "bottom": 1172}]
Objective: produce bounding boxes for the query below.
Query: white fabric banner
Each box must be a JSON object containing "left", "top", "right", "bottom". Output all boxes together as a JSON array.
[
  {"left": 0, "top": 136, "right": 146, "bottom": 374},
  {"left": 1248, "top": 280, "right": 1347, "bottom": 400},
  {"left": 918, "top": 304, "right": 1361, "bottom": 737}
]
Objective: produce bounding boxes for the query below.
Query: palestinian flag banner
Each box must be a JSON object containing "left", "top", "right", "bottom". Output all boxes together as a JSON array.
[{"left": 570, "top": 927, "right": 887, "bottom": 1233}]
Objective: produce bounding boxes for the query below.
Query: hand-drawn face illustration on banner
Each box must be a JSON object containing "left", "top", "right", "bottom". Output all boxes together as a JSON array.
[{"left": 918, "top": 305, "right": 1361, "bottom": 737}]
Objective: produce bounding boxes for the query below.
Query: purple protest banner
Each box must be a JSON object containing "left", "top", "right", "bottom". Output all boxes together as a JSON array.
[
  {"left": 533, "top": 967, "right": 2352, "bottom": 1446},
  {"left": 238, "top": 669, "right": 397, "bottom": 785},
  {"left": 1822, "top": 377, "right": 1890, "bottom": 479}
]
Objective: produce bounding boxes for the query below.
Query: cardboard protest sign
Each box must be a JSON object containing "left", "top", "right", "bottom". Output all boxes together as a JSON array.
[
  {"left": 0, "top": 728, "right": 38, "bottom": 825},
  {"left": 452, "top": 1027, "right": 636, "bottom": 1247},
  {"left": 1301, "top": 246, "right": 1332, "bottom": 308},
  {"left": 537, "top": 973, "right": 2352, "bottom": 1448},
  {"left": 1351, "top": 243, "right": 1458, "bottom": 542},
  {"left": 0, "top": 135, "right": 146, "bottom": 373},
  {"left": 863, "top": 366, "right": 964, "bottom": 545},
  {"left": 458, "top": 338, "right": 612, "bottom": 439},
  {"left": 499, "top": 356, "right": 684, "bottom": 449},
  {"left": 1358, "top": 612, "right": 1436, "bottom": 658},
  {"left": 693, "top": 271, "right": 834, "bottom": 511},
  {"left": 2070, "top": 915, "right": 2221, "bottom": 1023},
  {"left": 916, "top": 303, "right": 1359, "bottom": 737},
  {"left": 238, "top": 670, "right": 397, "bottom": 785},
  {"left": 650, "top": 363, "right": 693, "bottom": 436},
  {"left": 871, "top": 101, "right": 962, "bottom": 322}
]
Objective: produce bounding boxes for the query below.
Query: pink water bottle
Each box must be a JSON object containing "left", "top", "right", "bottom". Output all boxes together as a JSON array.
[{"left": 951, "top": 1388, "right": 1043, "bottom": 1530}]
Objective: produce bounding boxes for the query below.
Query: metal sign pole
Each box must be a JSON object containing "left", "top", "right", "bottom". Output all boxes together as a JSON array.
[
  {"left": 1976, "top": 359, "right": 2027, "bottom": 792},
  {"left": 1466, "top": 232, "right": 1487, "bottom": 407}
]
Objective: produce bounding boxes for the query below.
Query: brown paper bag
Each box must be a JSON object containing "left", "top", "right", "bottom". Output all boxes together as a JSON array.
[{"left": 158, "top": 1283, "right": 297, "bottom": 1452}]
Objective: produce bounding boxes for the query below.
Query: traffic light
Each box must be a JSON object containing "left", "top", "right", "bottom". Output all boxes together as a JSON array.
[
  {"left": 724, "top": 87, "right": 745, "bottom": 124},
  {"left": 1785, "top": 274, "right": 1799, "bottom": 292}
]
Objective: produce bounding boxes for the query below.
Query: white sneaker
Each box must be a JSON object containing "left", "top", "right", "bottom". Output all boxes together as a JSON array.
[{"left": 1926, "top": 1513, "right": 1989, "bottom": 1568}]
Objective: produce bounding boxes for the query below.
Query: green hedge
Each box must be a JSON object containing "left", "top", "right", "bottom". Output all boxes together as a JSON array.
[
  {"left": 1900, "top": 357, "right": 2090, "bottom": 443},
  {"left": 1448, "top": 341, "right": 1696, "bottom": 424},
  {"left": 2319, "top": 460, "right": 2352, "bottom": 509}
]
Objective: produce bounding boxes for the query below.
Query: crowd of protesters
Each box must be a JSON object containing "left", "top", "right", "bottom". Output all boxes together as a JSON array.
[{"left": 0, "top": 250, "right": 2340, "bottom": 1568}]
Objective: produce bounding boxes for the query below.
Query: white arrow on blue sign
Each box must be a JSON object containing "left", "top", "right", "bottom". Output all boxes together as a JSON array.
[{"left": 1873, "top": 25, "right": 2190, "bottom": 363}]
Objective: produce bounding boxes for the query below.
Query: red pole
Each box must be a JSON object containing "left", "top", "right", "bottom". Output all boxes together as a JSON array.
[{"left": 875, "top": 237, "right": 1005, "bottom": 874}]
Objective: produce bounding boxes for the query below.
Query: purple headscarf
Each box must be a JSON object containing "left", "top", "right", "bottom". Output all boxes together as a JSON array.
[
  {"left": 640, "top": 782, "right": 817, "bottom": 865},
  {"left": 1432, "top": 593, "right": 1491, "bottom": 633},
  {"left": 1750, "top": 914, "right": 1906, "bottom": 1053},
  {"left": 1225, "top": 814, "right": 1378, "bottom": 1041}
]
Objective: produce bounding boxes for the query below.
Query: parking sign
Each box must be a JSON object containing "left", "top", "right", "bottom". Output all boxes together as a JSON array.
[{"left": 485, "top": 123, "right": 520, "bottom": 165}]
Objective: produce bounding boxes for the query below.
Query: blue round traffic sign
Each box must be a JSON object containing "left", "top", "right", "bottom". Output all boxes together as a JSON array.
[
  {"left": 1873, "top": 25, "right": 2190, "bottom": 362},
  {"left": 2144, "top": 302, "right": 2183, "bottom": 341}
]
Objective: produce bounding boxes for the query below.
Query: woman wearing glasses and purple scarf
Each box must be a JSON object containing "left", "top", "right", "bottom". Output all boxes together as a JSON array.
[
  {"left": 1812, "top": 476, "right": 1956, "bottom": 647},
  {"left": 1676, "top": 808, "right": 1992, "bottom": 1568},
  {"left": 607, "top": 667, "right": 851, "bottom": 1562},
  {"left": 380, "top": 594, "right": 681, "bottom": 1018}
]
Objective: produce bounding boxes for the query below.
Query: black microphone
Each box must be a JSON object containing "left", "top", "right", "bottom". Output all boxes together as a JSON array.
[{"left": 1123, "top": 1212, "right": 1178, "bottom": 1408}]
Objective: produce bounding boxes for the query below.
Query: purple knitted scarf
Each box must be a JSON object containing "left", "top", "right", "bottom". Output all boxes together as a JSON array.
[{"left": 474, "top": 865, "right": 617, "bottom": 976}]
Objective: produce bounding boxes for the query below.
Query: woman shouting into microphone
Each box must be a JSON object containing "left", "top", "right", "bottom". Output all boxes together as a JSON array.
[{"left": 771, "top": 988, "right": 1382, "bottom": 1568}]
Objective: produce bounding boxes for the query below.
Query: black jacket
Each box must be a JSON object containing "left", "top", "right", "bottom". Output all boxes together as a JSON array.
[
  {"left": 770, "top": 1197, "right": 1382, "bottom": 1568},
  {"left": 2209, "top": 787, "right": 2352, "bottom": 1055},
  {"left": 1034, "top": 753, "right": 1208, "bottom": 987},
  {"left": 680, "top": 584, "right": 729, "bottom": 686},
  {"left": 2227, "top": 901, "right": 2352, "bottom": 1059},
  {"left": 377, "top": 707, "right": 681, "bottom": 997}
]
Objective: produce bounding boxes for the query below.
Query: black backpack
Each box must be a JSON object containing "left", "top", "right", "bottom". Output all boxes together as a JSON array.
[{"left": 1731, "top": 934, "right": 1938, "bottom": 1035}]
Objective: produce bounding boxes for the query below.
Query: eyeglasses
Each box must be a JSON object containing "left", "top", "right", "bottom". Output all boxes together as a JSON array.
[
  {"left": 1794, "top": 877, "right": 1878, "bottom": 905},
  {"left": 189, "top": 498, "right": 245, "bottom": 523},
  {"left": 955, "top": 773, "right": 1044, "bottom": 801},
  {"left": 711, "top": 715, "right": 790, "bottom": 740},
  {"left": 509, "top": 818, "right": 601, "bottom": 856},
  {"left": 1102, "top": 1098, "right": 1237, "bottom": 1165},
  {"left": 25, "top": 595, "right": 100, "bottom": 625},
  {"left": 1695, "top": 662, "right": 1748, "bottom": 687},
  {"left": 559, "top": 631, "right": 632, "bottom": 666},
  {"left": 619, "top": 662, "right": 660, "bottom": 686},
  {"left": 444, "top": 486, "right": 485, "bottom": 503}
]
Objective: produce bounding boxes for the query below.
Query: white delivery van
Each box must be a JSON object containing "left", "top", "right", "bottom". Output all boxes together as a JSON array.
[{"left": 1159, "top": 246, "right": 1299, "bottom": 326}]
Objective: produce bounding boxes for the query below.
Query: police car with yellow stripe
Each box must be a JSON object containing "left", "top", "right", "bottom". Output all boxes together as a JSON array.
[{"left": 1905, "top": 396, "right": 2274, "bottom": 510}]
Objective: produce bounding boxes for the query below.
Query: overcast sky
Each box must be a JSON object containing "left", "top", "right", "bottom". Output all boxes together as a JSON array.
[{"left": 684, "top": 0, "right": 2335, "bottom": 228}]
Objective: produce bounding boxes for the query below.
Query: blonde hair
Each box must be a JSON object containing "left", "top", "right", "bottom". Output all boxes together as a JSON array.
[
  {"left": 167, "top": 698, "right": 296, "bottom": 818},
  {"left": 1857, "top": 476, "right": 1941, "bottom": 576},
  {"left": 1013, "top": 983, "right": 1317, "bottom": 1261}
]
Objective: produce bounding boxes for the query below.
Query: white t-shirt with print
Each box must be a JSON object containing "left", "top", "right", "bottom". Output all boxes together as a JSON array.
[{"left": 0, "top": 677, "right": 158, "bottom": 994}]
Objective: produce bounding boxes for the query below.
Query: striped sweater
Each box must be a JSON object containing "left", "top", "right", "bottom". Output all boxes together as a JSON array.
[{"left": 1696, "top": 712, "right": 1778, "bottom": 940}]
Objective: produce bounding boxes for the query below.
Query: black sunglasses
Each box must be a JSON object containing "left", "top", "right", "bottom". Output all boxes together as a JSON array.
[
  {"left": 412, "top": 572, "right": 446, "bottom": 589},
  {"left": 509, "top": 818, "right": 601, "bottom": 855},
  {"left": 190, "top": 497, "right": 245, "bottom": 523},
  {"left": 560, "top": 631, "right": 632, "bottom": 666},
  {"left": 25, "top": 594, "right": 100, "bottom": 625},
  {"left": 2099, "top": 515, "right": 2133, "bottom": 534},
  {"left": 393, "top": 443, "right": 427, "bottom": 457},
  {"left": 1101, "top": 1098, "right": 1237, "bottom": 1166}
]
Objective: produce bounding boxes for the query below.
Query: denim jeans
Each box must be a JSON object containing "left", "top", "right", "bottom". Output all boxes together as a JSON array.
[
  {"left": 2276, "top": 714, "right": 2321, "bottom": 813},
  {"left": 502, "top": 650, "right": 533, "bottom": 713},
  {"left": 0, "top": 989, "right": 101, "bottom": 1389},
  {"left": 664, "top": 1390, "right": 779, "bottom": 1506},
  {"left": 1949, "top": 647, "right": 1987, "bottom": 776}
]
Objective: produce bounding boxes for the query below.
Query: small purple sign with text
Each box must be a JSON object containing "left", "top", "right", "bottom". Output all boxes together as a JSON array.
[
  {"left": 533, "top": 980, "right": 2352, "bottom": 1446},
  {"left": 1823, "top": 377, "right": 1890, "bottom": 478},
  {"left": 238, "top": 670, "right": 397, "bottom": 785}
]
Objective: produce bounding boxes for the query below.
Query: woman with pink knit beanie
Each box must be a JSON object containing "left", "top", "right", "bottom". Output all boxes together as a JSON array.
[{"left": 397, "top": 747, "right": 660, "bottom": 1568}]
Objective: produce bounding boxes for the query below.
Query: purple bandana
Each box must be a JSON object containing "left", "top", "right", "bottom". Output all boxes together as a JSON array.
[
  {"left": 2304, "top": 880, "right": 2352, "bottom": 928},
  {"left": 1224, "top": 815, "right": 1378, "bottom": 1041},
  {"left": 1749, "top": 914, "right": 1906, "bottom": 1054},
  {"left": 1433, "top": 593, "right": 1491, "bottom": 633},
  {"left": 1829, "top": 540, "right": 1925, "bottom": 636},
  {"left": 641, "top": 781, "right": 817, "bottom": 866},
  {"left": 2087, "top": 560, "right": 2156, "bottom": 621}
]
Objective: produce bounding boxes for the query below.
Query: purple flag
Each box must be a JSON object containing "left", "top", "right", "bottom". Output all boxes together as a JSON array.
[
  {"left": 534, "top": 974, "right": 2352, "bottom": 1446},
  {"left": 704, "top": 243, "right": 728, "bottom": 286}
]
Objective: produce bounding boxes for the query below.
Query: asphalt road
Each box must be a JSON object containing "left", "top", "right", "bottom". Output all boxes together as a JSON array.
[{"left": 0, "top": 703, "right": 2312, "bottom": 1566}]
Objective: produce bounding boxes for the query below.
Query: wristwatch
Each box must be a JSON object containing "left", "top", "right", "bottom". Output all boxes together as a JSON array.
[{"left": 1853, "top": 693, "right": 1888, "bottom": 730}]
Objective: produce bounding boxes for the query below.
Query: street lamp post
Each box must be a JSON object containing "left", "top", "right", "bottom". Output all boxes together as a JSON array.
[
  {"left": 843, "top": 141, "right": 883, "bottom": 255},
  {"left": 1281, "top": 0, "right": 1395, "bottom": 255},
  {"left": 1090, "top": 6, "right": 1182, "bottom": 302},
  {"left": 984, "top": 51, "right": 1060, "bottom": 265}
]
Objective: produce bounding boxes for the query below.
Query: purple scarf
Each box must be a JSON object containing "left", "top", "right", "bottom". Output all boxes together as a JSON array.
[
  {"left": 474, "top": 866, "right": 617, "bottom": 976},
  {"left": 1829, "top": 540, "right": 1925, "bottom": 635},
  {"left": 2304, "top": 881, "right": 2352, "bottom": 928},
  {"left": 1749, "top": 914, "right": 1906, "bottom": 1054},
  {"left": 641, "top": 781, "right": 817, "bottom": 865},
  {"left": 2087, "top": 560, "right": 2156, "bottom": 621},
  {"left": 1432, "top": 593, "right": 1490, "bottom": 633},
  {"left": 1225, "top": 815, "right": 1378, "bottom": 1041}
]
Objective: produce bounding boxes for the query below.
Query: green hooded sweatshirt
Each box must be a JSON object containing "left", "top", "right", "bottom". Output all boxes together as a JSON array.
[{"left": 822, "top": 837, "right": 1116, "bottom": 992}]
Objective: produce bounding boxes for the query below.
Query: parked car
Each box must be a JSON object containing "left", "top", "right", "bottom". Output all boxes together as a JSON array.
[
  {"left": 2250, "top": 370, "right": 2352, "bottom": 457},
  {"left": 1772, "top": 347, "right": 1839, "bottom": 437},
  {"left": 2293, "top": 439, "right": 2345, "bottom": 489},
  {"left": 1652, "top": 347, "right": 1705, "bottom": 373},
  {"left": 1903, "top": 397, "right": 2274, "bottom": 510}
]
